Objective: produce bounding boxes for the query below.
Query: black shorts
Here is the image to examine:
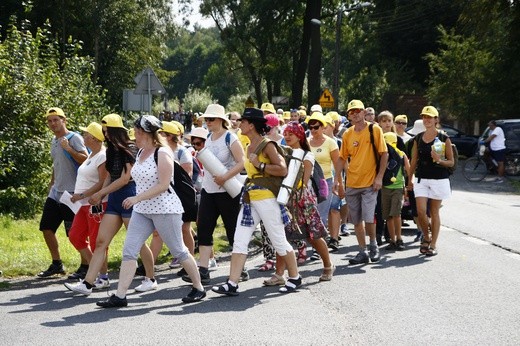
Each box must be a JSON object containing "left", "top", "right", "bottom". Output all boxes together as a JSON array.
[
  {"left": 490, "top": 148, "right": 506, "bottom": 162},
  {"left": 39, "top": 197, "right": 75, "bottom": 236},
  {"left": 182, "top": 201, "right": 198, "bottom": 223}
]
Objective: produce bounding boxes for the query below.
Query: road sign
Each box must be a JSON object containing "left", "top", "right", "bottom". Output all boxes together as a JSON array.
[
  {"left": 134, "top": 67, "right": 165, "bottom": 95},
  {"left": 245, "top": 96, "right": 255, "bottom": 108},
  {"left": 319, "top": 88, "right": 334, "bottom": 109}
]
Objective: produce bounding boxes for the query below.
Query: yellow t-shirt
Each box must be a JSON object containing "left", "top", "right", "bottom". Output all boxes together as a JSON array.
[
  {"left": 340, "top": 122, "right": 387, "bottom": 188},
  {"left": 310, "top": 136, "right": 339, "bottom": 179},
  {"left": 237, "top": 129, "right": 250, "bottom": 153},
  {"left": 244, "top": 149, "right": 275, "bottom": 201}
]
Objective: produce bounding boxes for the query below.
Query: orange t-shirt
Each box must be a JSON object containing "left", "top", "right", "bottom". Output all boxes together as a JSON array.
[{"left": 339, "top": 122, "right": 387, "bottom": 188}]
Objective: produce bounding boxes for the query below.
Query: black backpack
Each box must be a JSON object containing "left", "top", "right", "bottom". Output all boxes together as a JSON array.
[{"left": 383, "top": 144, "right": 403, "bottom": 186}]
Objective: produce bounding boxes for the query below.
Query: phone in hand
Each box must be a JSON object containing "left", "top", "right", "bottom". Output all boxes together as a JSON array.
[{"left": 90, "top": 204, "right": 104, "bottom": 214}]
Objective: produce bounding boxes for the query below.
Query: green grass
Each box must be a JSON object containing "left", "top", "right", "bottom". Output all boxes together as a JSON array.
[{"left": 0, "top": 214, "right": 230, "bottom": 279}]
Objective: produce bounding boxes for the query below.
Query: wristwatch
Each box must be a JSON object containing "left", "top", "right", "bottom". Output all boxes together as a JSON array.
[{"left": 436, "top": 160, "right": 441, "bottom": 164}]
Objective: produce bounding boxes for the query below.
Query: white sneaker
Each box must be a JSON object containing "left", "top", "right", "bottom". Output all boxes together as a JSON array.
[
  {"left": 93, "top": 277, "right": 110, "bottom": 290},
  {"left": 135, "top": 278, "right": 158, "bottom": 292},
  {"left": 64, "top": 280, "right": 92, "bottom": 296},
  {"left": 208, "top": 258, "right": 218, "bottom": 269}
]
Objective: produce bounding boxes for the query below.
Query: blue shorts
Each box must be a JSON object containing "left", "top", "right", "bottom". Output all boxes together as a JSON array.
[
  {"left": 490, "top": 148, "right": 506, "bottom": 162},
  {"left": 106, "top": 182, "right": 136, "bottom": 218},
  {"left": 330, "top": 193, "right": 345, "bottom": 211}
]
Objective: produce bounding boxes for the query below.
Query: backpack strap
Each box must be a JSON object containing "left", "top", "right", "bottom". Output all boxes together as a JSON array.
[{"left": 368, "top": 123, "right": 380, "bottom": 172}]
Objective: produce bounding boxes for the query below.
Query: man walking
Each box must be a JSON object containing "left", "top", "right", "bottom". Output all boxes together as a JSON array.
[
  {"left": 38, "top": 107, "right": 88, "bottom": 278},
  {"left": 334, "top": 100, "right": 388, "bottom": 264},
  {"left": 484, "top": 120, "right": 506, "bottom": 183}
]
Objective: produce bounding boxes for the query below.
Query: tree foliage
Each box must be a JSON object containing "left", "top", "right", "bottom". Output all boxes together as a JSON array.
[{"left": 0, "top": 22, "right": 109, "bottom": 218}]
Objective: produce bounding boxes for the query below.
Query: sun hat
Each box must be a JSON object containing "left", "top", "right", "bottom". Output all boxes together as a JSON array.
[
  {"left": 310, "top": 104, "right": 323, "bottom": 114},
  {"left": 394, "top": 114, "right": 408, "bottom": 123},
  {"left": 383, "top": 132, "right": 398, "bottom": 145},
  {"left": 260, "top": 102, "right": 276, "bottom": 114},
  {"left": 102, "top": 113, "right": 127, "bottom": 129},
  {"left": 79, "top": 122, "right": 105, "bottom": 142},
  {"left": 346, "top": 99, "right": 365, "bottom": 111},
  {"left": 134, "top": 115, "right": 162, "bottom": 133},
  {"left": 242, "top": 108, "right": 266, "bottom": 122},
  {"left": 200, "top": 104, "right": 231, "bottom": 127},
  {"left": 407, "top": 119, "right": 426, "bottom": 135},
  {"left": 186, "top": 127, "right": 209, "bottom": 140},
  {"left": 420, "top": 106, "right": 439, "bottom": 118},
  {"left": 45, "top": 107, "right": 65, "bottom": 118},
  {"left": 160, "top": 121, "right": 181, "bottom": 135},
  {"left": 265, "top": 113, "right": 280, "bottom": 127},
  {"left": 305, "top": 112, "right": 327, "bottom": 127}
]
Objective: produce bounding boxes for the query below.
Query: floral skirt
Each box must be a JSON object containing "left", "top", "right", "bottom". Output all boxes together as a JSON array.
[{"left": 285, "top": 185, "right": 328, "bottom": 241}]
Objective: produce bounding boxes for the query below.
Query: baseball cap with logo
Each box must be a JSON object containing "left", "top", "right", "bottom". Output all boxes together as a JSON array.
[
  {"left": 160, "top": 121, "right": 181, "bottom": 135},
  {"left": 260, "top": 102, "right": 276, "bottom": 114},
  {"left": 79, "top": 122, "right": 105, "bottom": 142},
  {"left": 102, "top": 113, "right": 127, "bottom": 129},
  {"left": 346, "top": 100, "right": 365, "bottom": 111},
  {"left": 420, "top": 106, "right": 439, "bottom": 118},
  {"left": 394, "top": 114, "right": 408, "bottom": 123}
]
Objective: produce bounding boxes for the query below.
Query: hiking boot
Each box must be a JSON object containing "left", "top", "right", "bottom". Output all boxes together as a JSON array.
[
  {"left": 93, "top": 277, "right": 110, "bottom": 290},
  {"left": 96, "top": 294, "right": 127, "bottom": 308},
  {"left": 211, "top": 281, "right": 239, "bottom": 296},
  {"left": 67, "top": 266, "right": 88, "bottom": 280},
  {"left": 64, "top": 280, "right": 92, "bottom": 296},
  {"left": 37, "top": 263, "right": 65, "bottom": 278},
  {"left": 396, "top": 239, "right": 405, "bottom": 251},
  {"left": 182, "top": 267, "right": 211, "bottom": 285},
  {"left": 369, "top": 244, "right": 381, "bottom": 263},
  {"left": 349, "top": 251, "right": 369, "bottom": 265},
  {"left": 279, "top": 276, "right": 302, "bottom": 293},
  {"left": 327, "top": 238, "right": 340, "bottom": 252},
  {"left": 135, "top": 278, "right": 158, "bottom": 292},
  {"left": 182, "top": 287, "right": 206, "bottom": 303}
]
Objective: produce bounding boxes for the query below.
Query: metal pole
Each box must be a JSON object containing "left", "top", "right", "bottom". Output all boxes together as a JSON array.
[
  {"left": 334, "top": 10, "right": 343, "bottom": 111},
  {"left": 147, "top": 70, "right": 152, "bottom": 114}
]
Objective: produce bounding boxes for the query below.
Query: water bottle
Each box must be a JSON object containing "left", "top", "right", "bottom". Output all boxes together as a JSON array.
[{"left": 432, "top": 137, "right": 445, "bottom": 161}]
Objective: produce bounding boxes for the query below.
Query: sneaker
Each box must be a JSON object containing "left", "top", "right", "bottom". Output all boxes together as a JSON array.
[
  {"left": 395, "top": 239, "right": 405, "bottom": 251},
  {"left": 67, "top": 266, "right": 88, "bottom": 280},
  {"left": 96, "top": 294, "right": 127, "bottom": 308},
  {"left": 385, "top": 241, "right": 397, "bottom": 251},
  {"left": 169, "top": 258, "right": 181, "bottom": 269},
  {"left": 279, "top": 276, "right": 302, "bottom": 293},
  {"left": 182, "top": 287, "right": 206, "bottom": 303},
  {"left": 495, "top": 177, "right": 504, "bottom": 183},
  {"left": 349, "top": 251, "right": 369, "bottom": 265},
  {"left": 182, "top": 267, "right": 211, "bottom": 285},
  {"left": 369, "top": 244, "right": 381, "bottom": 263},
  {"left": 37, "top": 263, "right": 65, "bottom": 278},
  {"left": 211, "top": 280, "right": 239, "bottom": 296},
  {"left": 327, "top": 238, "right": 340, "bottom": 252},
  {"left": 64, "top": 280, "right": 92, "bottom": 296},
  {"left": 135, "top": 278, "right": 158, "bottom": 292},
  {"left": 340, "top": 224, "right": 350, "bottom": 236},
  {"left": 240, "top": 268, "right": 250, "bottom": 282},
  {"left": 135, "top": 264, "right": 146, "bottom": 276},
  {"left": 176, "top": 268, "right": 187, "bottom": 277},
  {"left": 93, "top": 277, "right": 110, "bottom": 290},
  {"left": 310, "top": 252, "right": 321, "bottom": 261},
  {"left": 208, "top": 258, "right": 218, "bottom": 269}
]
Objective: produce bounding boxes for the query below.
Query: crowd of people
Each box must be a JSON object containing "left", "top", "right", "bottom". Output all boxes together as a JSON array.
[{"left": 37, "top": 100, "right": 455, "bottom": 308}]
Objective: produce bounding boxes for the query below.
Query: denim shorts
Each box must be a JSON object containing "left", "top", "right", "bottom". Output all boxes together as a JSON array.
[{"left": 106, "top": 182, "right": 136, "bottom": 218}]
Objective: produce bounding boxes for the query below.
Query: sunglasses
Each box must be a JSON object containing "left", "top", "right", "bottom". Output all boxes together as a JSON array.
[
  {"left": 395, "top": 122, "right": 407, "bottom": 125},
  {"left": 309, "top": 124, "right": 321, "bottom": 130},
  {"left": 205, "top": 117, "right": 216, "bottom": 122},
  {"left": 348, "top": 109, "right": 362, "bottom": 115},
  {"left": 191, "top": 140, "right": 204, "bottom": 147}
]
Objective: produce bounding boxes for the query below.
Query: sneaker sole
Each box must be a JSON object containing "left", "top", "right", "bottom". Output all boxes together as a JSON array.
[
  {"left": 211, "top": 289, "right": 238, "bottom": 296},
  {"left": 64, "top": 283, "right": 92, "bottom": 296},
  {"left": 182, "top": 276, "right": 211, "bottom": 285}
]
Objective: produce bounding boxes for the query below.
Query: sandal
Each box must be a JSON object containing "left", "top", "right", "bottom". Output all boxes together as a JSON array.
[
  {"left": 419, "top": 240, "right": 431, "bottom": 255},
  {"left": 425, "top": 247, "right": 438, "bottom": 256},
  {"left": 319, "top": 264, "right": 336, "bottom": 282},
  {"left": 263, "top": 274, "right": 285, "bottom": 286},
  {"left": 297, "top": 245, "right": 307, "bottom": 265},
  {"left": 258, "top": 260, "right": 275, "bottom": 272}
]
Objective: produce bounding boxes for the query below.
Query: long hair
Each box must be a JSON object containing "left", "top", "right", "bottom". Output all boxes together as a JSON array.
[
  {"left": 105, "top": 127, "right": 135, "bottom": 173},
  {"left": 250, "top": 120, "right": 270, "bottom": 136}
]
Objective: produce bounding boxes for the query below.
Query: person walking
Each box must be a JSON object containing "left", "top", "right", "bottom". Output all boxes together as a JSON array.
[
  {"left": 483, "top": 120, "right": 506, "bottom": 183},
  {"left": 334, "top": 100, "right": 388, "bottom": 265},
  {"left": 212, "top": 108, "right": 302, "bottom": 296},
  {"left": 409, "top": 106, "right": 454, "bottom": 256},
  {"left": 96, "top": 115, "right": 205, "bottom": 307},
  {"left": 38, "top": 107, "right": 88, "bottom": 278}
]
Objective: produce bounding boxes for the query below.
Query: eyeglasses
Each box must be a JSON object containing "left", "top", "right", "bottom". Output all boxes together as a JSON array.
[
  {"left": 348, "top": 109, "right": 362, "bottom": 115},
  {"left": 205, "top": 117, "right": 216, "bottom": 122},
  {"left": 191, "top": 140, "right": 204, "bottom": 147},
  {"left": 395, "top": 122, "right": 407, "bottom": 125},
  {"left": 309, "top": 124, "right": 321, "bottom": 130}
]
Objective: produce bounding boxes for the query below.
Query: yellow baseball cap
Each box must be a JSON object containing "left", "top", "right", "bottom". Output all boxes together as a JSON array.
[
  {"left": 260, "top": 102, "right": 276, "bottom": 114},
  {"left": 283, "top": 111, "right": 291, "bottom": 120},
  {"left": 102, "top": 113, "right": 127, "bottom": 129},
  {"left": 394, "top": 114, "right": 408, "bottom": 123},
  {"left": 45, "top": 107, "right": 65, "bottom": 118},
  {"left": 79, "top": 122, "right": 105, "bottom": 142},
  {"left": 346, "top": 99, "right": 365, "bottom": 111},
  {"left": 384, "top": 132, "right": 398, "bottom": 145},
  {"left": 326, "top": 111, "right": 340, "bottom": 122},
  {"left": 305, "top": 112, "right": 327, "bottom": 127},
  {"left": 128, "top": 128, "right": 135, "bottom": 140},
  {"left": 172, "top": 121, "right": 184, "bottom": 134},
  {"left": 160, "top": 121, "right": 181, "bottom": 135},
  {"left": 421, "top": 106, "right": 439, "bottom": 118}
]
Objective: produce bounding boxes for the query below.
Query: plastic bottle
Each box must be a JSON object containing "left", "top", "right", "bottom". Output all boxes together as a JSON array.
[{"left": 432, "top": 137, "right": 445, "bottom": 161}]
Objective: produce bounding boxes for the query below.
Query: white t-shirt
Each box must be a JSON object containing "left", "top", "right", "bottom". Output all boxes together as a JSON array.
[
  {"left": 131, "top": 147, "right": 184, "bottom": 215},
  {"left": 490, "top": 126, "right": 506, "bottom": 151},
  {"left": 202, "top": 131, "right": 240, "bottom": 193},
  {"left": 74, "top": 148, "right": 107, "bottom": 206},
  {"left": 173, "top": 145, "right": 193, "bottom": 165}
]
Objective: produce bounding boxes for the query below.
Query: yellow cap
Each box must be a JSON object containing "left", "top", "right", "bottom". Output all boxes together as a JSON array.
[
  {"left": 128, "top": 128, "right": 135, "bottom": 140},
  {"left": 171, "top": 120, "right": 184, "bottom": 134},
  {"left": 260, "top": 102, "right": 276, "bottom": 114},
  {"left": 421, "top": 106, "right": 439, "bottom": 118},
  {"left": 347, "top": 99, "right": 365, "bottom": 111},
  {"left": 45, "top": 107, "right": 65, "bottom": 118},
  {"left": 394, "top": 114, "right": 408, "bottom": 123},
  {"left": 102, "top": 113, "right": 127, "bottom": 129},
  {"left": 282, "top": 111, "right": 291, "bottom": 120},
  {"left": 160, "top": 121, "right": 181, "bottom": 135},
  {"left": 79, "top": 122, "right": 105, "bottom": 142},
  {"left": 384, "top": 132, "right": 398, "bottom": 145},
  {"left": 323, "top": 115, "right": 334, "bottom": 126},
  {"left": 305, "top": 112, "right": 327, "bottom": 127},
  {"left": 298, "top": 109, "right": 307, "bottom": 117},
  {"left": 326, "top": 111, "right": 340, "bottom": 122}
]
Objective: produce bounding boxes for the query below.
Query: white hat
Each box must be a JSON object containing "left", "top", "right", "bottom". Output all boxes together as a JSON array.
[
  {"left": 186, "top": 127, "right": 209, "bottom": 139},
  {"left": 310, "top": 104, "right": 322, "bottom": 114},
  {"left": 407, "top": 119, "right": 425, "bottom": 135},
  {"left": 199, "top": 104, "right": 231, "bottom": 127}
]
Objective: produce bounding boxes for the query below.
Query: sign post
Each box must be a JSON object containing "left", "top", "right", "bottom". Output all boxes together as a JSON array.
[{"left": 133, "top": 67, "right": 166, "bottom": 114}]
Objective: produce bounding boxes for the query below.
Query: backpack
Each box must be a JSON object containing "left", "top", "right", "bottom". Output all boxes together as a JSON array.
[
  {"left": 309, "top": 159, "right": 328, "bottom": 203},
  {"left": 415, "top": 131, "right": 458, "bottom": 175},
  {"left": 383, "top": 144, "right": 403, "bottom": 186},
  {"left": 140, "top": 148, "right": 197, "bottom": 212},
  {"left": 63, "top": 132, "right": 90, "bottom": 171}
]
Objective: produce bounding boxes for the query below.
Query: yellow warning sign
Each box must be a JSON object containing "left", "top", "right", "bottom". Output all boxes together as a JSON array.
[
  {"left": 245, "top": 96, "right": 255, "bottom": 108},
  {"left": 319, "top": 88, "right": 334, "bottom": 109}
]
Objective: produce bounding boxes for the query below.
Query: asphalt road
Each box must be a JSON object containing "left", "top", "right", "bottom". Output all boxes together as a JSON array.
[{"left": 1, "top": 168, "right": 519, "bottom": 345}]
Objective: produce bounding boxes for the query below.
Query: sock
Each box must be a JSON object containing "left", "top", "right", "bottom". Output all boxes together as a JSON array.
[
  {"left": 84, "top": 281, "right": 94, "bottom": 289},
  {"left": 288, "top": 275, "right": 300, "bottom": 281},
  {"left": 227, "top": 280, "right": 238, "bottom": 287},
  {"left": 52, "top": 260, "right": 62, "bottom": 266}
]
